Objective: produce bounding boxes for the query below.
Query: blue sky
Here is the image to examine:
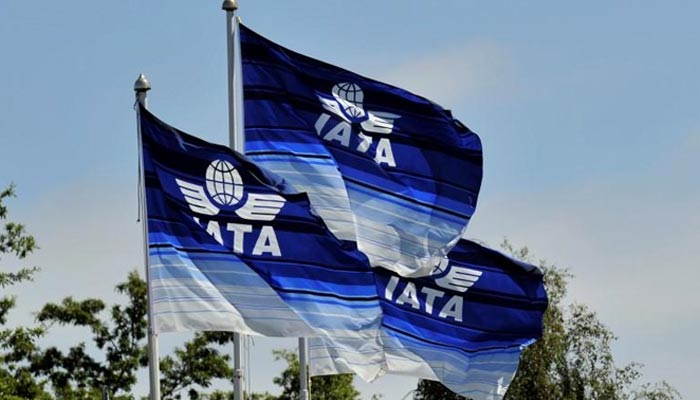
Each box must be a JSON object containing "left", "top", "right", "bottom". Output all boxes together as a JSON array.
[{"left": 1, "top": 1, "right": 698, "bottom": 398}]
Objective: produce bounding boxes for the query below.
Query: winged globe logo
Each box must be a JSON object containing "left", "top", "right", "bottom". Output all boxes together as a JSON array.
[
  {"left": 205, "top": 159, "right": 243, "bottom": 207},
  {"left": 330, "top": 82, "right": 367, "bottom": 122},
  {"left": 315, "top": 83, "right": 400, "bottom": 167},
  {"left": 383, "top": 257, "right": 483, "bottom": 323},
  {"left": 175, "top": 159, "right": 286, "bottom": 257}
]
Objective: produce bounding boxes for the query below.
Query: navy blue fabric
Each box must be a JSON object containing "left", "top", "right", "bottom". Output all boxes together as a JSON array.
[
  {"left": 375, "top": 239, "right": 548, "bottom": 349},
  {"left": 240, "top": 24, "right": 484, "bottom": 276},
  {"left": 139, "top": 105, "right": 381, "bottom": 336}
]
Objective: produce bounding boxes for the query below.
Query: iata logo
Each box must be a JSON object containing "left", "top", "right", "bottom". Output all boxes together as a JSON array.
[
  {"left": 383, "top": 257, "right": 483, "bottom": 322},
  {"left": 315, "top": 83, "right": 400, "bottom": 167},
  {"left": 176, "top": 159, "right": 286, "bottom": 257}
]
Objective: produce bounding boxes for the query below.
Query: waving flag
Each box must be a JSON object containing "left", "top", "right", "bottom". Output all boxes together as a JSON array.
[
  {"left": 309, "top": 240, "right": 548, "bottom": 399},
  {"left": 138, "top": 103, "right": 545, "bottom": 398},
  {"left": 240, "top": 24, "right": 483, "bottom": 277},
  {"left": 139, "top": 105, "right": 382, "bottom": 338}
]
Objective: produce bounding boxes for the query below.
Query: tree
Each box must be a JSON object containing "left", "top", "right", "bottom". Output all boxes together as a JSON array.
[
  {"left": 0, "top": 185, "right": 242, "bottom": 399},
  {"left": 1, "top": 186, "right": 681, "bottom": 400},
  {"left": 232, "top": 349, "right": 360, "bottom": 400},
  {"left": 189, "top": 347, "right": 366, "bottom": 400},
  {"left": 0, "top": 184, "right": 51, "bottom": 399},
  {"left": 0, "top": 185, "right": 38, "bottom": 287},
  {"left": 159, "top": 332, "right": 234, "bottom": 400},
  {"left": 413, "top": 241, "right": 681, "bottom": 400},
  {"left": 33, "top": 272, "right": 234, "bottom": 399},
  {"left": 32, "top": 271, "right": 149, "bottom": 399},
  {"left": 269, "top": 349, "right": 359, "bottom": 400}
]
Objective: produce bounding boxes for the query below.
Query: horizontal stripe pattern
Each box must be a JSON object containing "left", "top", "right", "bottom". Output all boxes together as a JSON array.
[
  {"left": 244, "top": 153, "right": 357, "bottom": 242},
  {"left": 309, "top": 240, "right": 548, "bottom": 400},
  {"left": 139, "top": 106, "right": 382, "bottom": 339},
  {"left": 241, "top": 24, "right": 483, "bottom": 277}
]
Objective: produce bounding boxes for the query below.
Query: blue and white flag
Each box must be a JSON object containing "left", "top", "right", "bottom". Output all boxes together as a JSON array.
[
  {"left": 241, "top": 24, "right": 484, "bottom": 277},
  {"left": 138, "top": 104, "right": 546, "bottom": 398},
  {"left": 139, "top": 105, "right": 382, "bottom": 338},
  {"left": 309, "top": 239, "right": 548, "bottom": 400}
]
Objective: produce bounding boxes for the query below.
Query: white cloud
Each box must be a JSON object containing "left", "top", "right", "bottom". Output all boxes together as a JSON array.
[{"left": 374, "top": 39, "right": 517, "bottom": 107}]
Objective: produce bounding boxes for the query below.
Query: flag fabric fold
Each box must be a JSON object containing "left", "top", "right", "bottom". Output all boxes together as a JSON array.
[
  {"left": 139, "top": 21, "right": 547, "bottom": 400},
  {"left": 139, "top": 105, "right": 383, "bottom": 339},
  {"left": 138, "top": 104, "right": 547, "bottom": 399},
  {"left": 309, "top": 239, "right": 548, "bottom": 400},
  {"left": 240, "top": 24, "right": 484, "bottom": 278}
]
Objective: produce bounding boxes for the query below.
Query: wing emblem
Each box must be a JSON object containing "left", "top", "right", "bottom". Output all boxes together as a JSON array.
[
  {"left": 234, "top": 193, "right": 286, "bottom": 221},
  {"left": 175, "top": 160, "right": 286, "bottom": 222},
  {"left": 361, "top": 111, "right": 400, "bottom": 134},
  {"left": 176, "top": 178, "right": 220, "bottom": 216},
  {"left": 433, "top": 259, "right": 483, "bottom": 293},
  {"left": 318, "top": 83, "right": 401, "bottom": 133}
]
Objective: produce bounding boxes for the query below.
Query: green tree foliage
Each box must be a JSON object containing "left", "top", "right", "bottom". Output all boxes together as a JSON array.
[
  {"left": 0, "top": 184, "right": 38, "bottom": 287},
  {"left": 0, "top": 184, "right": 51, "bottom": 399},
  {"left": 413, "top": 242, "right": 681, "bottom": 400},
  {"left": 32, "top": 271, "right": 149, "bottom": 399},
  {"left": 159, "top": 332, "right": 234, "bottom": 400},
  {"left": 199, "top": 348, "right": 365, "bottom": 400},
  {"left": 0, "top": 187, "right": 684, "bottom": 400},
  {"left": 33, "top": 272, "right": 235, "bottom": 399},
  {"left": 263, "top": 349, "right": 360, "bottom": 400},
  {"left": 190, "top": 347, "right": 366, "bottom": 400}
]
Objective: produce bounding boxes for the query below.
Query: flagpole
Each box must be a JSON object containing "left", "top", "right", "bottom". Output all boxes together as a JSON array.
[
  {"left": 134, "top": 73, "right": 161, "bottom": 400},
  {"left": 299, "top": 338, "right": 310, "bottom": 400},
  {"left": 223, "top": 0, "right": 244, "bottom": 151},
  {"left": 222, "top": 2, "right": 246, "bottom": 400}
]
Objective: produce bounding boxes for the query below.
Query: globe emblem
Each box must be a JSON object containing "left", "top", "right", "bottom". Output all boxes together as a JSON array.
[
  {"left": 332, "top": 82, "right": 367, "bottom": 122},
  {"left": 205, "top": 159, "right": 244, "bottom": 206}
]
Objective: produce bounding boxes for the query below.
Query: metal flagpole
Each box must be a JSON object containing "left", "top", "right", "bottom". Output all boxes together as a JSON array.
[
  {"left": 222, "top": 2, "right": 246, "bottom": 400},
  {"left": 223, "top": 0, "right": 244, "bottom": 151},
  {"left": 220, "top": 3, "right": 310, "bottom": 398},
  {"left": 299, "top": 338, "right": 310, "bottom": 400},
  {"left": 134, "top": 73, "right": 161, "bottom": 400}
]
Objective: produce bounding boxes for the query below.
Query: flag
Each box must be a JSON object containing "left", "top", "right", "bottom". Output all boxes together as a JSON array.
[
  {"left": 240, "top": 24, "right": 483, "bottom": 277},
  {"left": 309, "top": 239, "right": 548, "bottom": 400},
  {"left": 139, "top": 105, "right": 382, "bottom": 338},
  {"left": 138, "top": 103, "right": 545, "bottom": 399}
]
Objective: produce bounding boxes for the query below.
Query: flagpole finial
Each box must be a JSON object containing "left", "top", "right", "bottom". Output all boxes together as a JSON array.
[
  {"left": 134, "top": 74, "right": 151, "bottom": 93},
  {"left": 221, "top": 0, "right": 238, "bottom": 11}
]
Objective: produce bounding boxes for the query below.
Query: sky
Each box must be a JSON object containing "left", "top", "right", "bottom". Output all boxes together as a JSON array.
[{"left": 1, "top": 0, "right": 698, "bottom": 398}]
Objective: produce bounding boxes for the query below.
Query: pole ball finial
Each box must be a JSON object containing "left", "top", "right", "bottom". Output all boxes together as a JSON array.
[
  {"left": 222, "top": 0, "right": 238, "bottom": 11},
  {"left": 134, "top": 74, "right": 151, "bottom": 92}
]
